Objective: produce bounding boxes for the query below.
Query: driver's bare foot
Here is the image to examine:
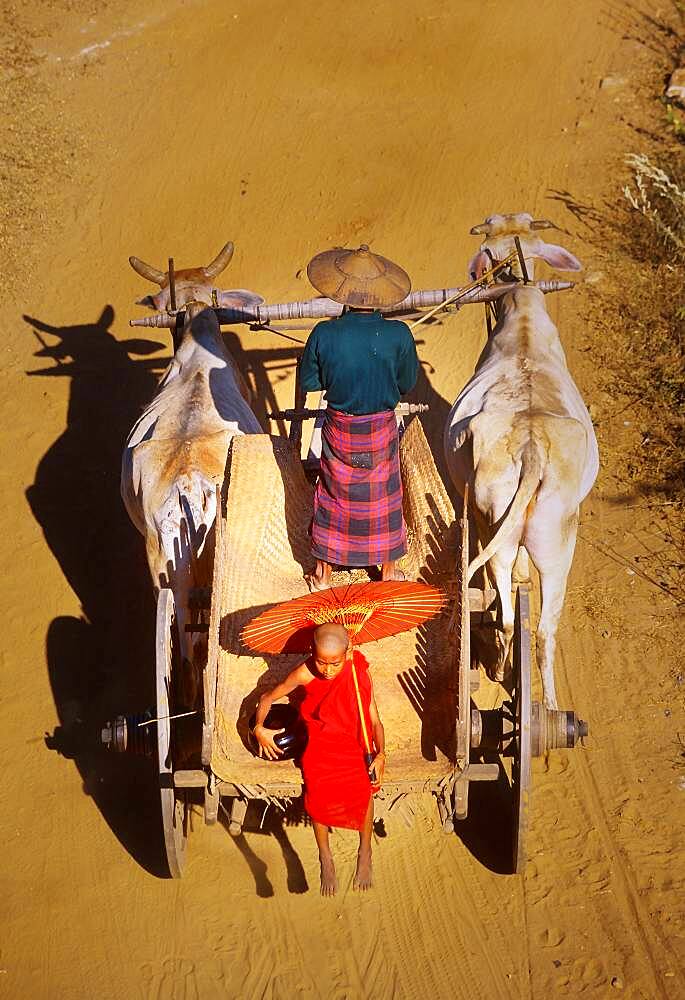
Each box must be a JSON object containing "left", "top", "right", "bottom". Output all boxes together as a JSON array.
[
  {"left": 353, "top": 847, "right": 373, "bottom": 891},
  {"left": 319, "top": 853, "right": 337, "bottom": 896},
  {"left": 381, "top": 565, "right": 407, "bottom": 582}
]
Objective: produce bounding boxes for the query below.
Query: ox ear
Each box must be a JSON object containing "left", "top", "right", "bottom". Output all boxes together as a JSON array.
[
  {"left": 536, "top": 242, "right": 582, "bottom": 271},
  {"left": 467, "top": 250, "right": 491, "bottom": 281},
  {"left": 219, "top": 289, "right": 265, "bottom": 310}
]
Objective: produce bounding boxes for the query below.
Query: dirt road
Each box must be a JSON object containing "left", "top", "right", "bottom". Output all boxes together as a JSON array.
[{"left": 2, "top": 1, "right": 683, "bottom": 998}]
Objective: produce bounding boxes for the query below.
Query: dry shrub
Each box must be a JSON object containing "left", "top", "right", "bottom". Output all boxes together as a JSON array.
[
  {"left": 613, "top": 152, "right": 685, "bottom": 499},
  {"left": 595, "top": 147, "right": 685, "bottom": 599},
  {"left": 623, "top": 153, "right": 685, "bottom": 263}
]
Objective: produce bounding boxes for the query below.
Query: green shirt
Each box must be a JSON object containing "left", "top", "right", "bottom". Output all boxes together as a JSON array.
[{"left": 299, "top": 311, "right": 419, "bottom": 415}]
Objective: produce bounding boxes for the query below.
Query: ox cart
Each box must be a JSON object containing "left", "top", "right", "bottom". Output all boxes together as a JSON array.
[
  {"left": 104, "top": 389, "right": 587, "bottom": 878},
  {"left": 107, "top": 239, "right": 588, "bottom": 877}
]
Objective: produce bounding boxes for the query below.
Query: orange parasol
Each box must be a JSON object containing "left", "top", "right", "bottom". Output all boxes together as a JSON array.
[{"left": 240, "top": 580, "right": 446, "bottom": 655}]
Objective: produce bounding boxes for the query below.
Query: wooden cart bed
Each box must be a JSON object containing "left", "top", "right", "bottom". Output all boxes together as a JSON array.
[{"left": 209, "top": 420, "right": 462, "bottom": 792}]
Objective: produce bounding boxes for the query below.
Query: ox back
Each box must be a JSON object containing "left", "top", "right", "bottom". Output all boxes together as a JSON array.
[
  {"left": 445, "top": 219, "right": 598, "bottom": 710},
  {"left": 121, "top": 304, "right": 262, "bottom": 681}
]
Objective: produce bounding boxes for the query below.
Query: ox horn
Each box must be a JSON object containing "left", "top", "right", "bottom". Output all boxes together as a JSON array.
[
  {"left": 469, "top": 223, "right": 490, "bottom": 235},
  {"left": 203, "top": 241, "right": 235, "bottom": 279},
  {"left": 128, "top": 255, "right": 166, "bottom": 285},
  {"left": 530, "top": 218, "right": 555, "bottom": 230}
]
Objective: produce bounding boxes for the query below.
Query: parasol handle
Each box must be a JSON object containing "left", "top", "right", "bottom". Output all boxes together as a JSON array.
[{"left": 350, "top": 655, "right": 372, "bottom": 760}]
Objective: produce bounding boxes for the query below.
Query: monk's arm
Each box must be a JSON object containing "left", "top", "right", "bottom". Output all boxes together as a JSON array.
[
  {"left": 368, "top": 685, "right": 386, "bottom": 783},
  {"left": 253, "top": 662, "right": 311, "bottom": 759}
]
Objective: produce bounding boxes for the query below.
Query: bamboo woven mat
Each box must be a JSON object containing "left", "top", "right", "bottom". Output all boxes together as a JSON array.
[{"left": 211, "top": 421, "right": 460, "bottom": 786}]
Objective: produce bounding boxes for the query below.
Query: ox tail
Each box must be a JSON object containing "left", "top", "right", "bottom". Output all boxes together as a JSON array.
[
  {"left": 176, "top": 475, "right": 218, "bottom": 559},
  {"left": 466, "top": 444, "right": 544, "bottom": 582},
  {"left": 153, "top": 473, "right": 219, "bottom": 570}
]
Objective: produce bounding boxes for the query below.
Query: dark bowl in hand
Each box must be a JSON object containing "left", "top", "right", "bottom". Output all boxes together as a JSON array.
[{"left": 248, "top": 703, "right": 307, "bottom": 761}]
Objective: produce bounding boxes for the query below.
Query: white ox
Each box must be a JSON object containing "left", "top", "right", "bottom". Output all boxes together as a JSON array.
[
  {"left": 444, "top": 213, "right": 599, "bottom": 708},
  {"left": 122, "top": 245, "right": 262, "bottom": 677}
]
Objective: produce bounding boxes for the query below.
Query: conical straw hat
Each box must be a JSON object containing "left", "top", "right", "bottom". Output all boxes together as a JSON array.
[{"left": 307, "top": 244, "right": 411, "bottom": 308}]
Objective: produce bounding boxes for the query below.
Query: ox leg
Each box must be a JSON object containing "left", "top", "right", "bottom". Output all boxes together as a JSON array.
[
  {"left": 527, "top": 512, "right": 579, "bottom": 710},
  {"left": 472, "top": 504, "right": 495, "bottom": 592},
  {"left": 488, "top": 543, "right": 518, "bottom": 683}
]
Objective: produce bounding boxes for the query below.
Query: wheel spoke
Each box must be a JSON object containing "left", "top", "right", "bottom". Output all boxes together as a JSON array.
[{"left": 511, "top": 586, "right": 532, "bottom": 874}]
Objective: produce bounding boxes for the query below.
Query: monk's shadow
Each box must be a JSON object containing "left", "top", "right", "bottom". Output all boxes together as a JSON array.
[
  {"left": 223, "top": 612, "right": 303, "bottom": 755},
  {"left": 216, "top": 604, "right": 311, "bottom": 895},
  {"left": 220, "top": 798, "right": 310, "bottom": 897},
  {"left": 26, "top": 305, "right": 175, "bottom": 875},
  {"left": 238, "top": 667, "right": 303, "bottom": 763}
]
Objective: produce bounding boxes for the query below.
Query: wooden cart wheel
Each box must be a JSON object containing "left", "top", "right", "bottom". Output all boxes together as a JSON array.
[
  {"left": 511, "top": 586, "right": 532, "bottom": 874},
  {"left": 156, "top": 588, "right": 189, "bottom": 878},
  {"left": 453, "top": 486, "right": 471, "bottom": 822}
]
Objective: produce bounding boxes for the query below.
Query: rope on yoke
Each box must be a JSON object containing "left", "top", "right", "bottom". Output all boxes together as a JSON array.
[{"left": 409, "top": 250, "right": 519, "bottom": 331}]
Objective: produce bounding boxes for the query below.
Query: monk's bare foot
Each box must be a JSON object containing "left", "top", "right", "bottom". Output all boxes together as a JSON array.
[
  {"left": 353, "top": 848, "right": 373, "bottom": 891},
  {"left": 381, "top": 569, "right": 406, "bottom": 582},
  {"left": 319, "top": 853, "right": 337, "bottom": 896}
]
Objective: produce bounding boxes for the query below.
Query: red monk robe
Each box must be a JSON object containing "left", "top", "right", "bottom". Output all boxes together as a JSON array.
[{"left": 297, "top": 649, "right": 375, "bottom": 831}]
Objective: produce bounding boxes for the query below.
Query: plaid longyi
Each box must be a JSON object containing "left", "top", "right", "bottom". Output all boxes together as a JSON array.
[{"left": 311, "top": 409, "right": 407, "bottom": 567}]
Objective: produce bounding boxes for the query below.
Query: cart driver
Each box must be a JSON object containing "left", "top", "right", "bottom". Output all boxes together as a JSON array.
[
  {"left": 253, "top": 623, "right": 386, "bottom": 896},
  {"left": 298, "top": 245, "right": 419, "bottom": 591}
]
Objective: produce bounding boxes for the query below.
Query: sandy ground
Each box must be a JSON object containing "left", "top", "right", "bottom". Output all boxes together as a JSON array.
[{"left": 1, "top": 1, "right": 684, "bottom": 998}]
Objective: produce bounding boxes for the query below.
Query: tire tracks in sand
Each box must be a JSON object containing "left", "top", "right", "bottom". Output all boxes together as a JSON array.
[
  {"left": 372, "top": 813, "right": 529, "bottom": 1000},
  {"left": 524, "top": 579, "right": 682, "bottom": 999}
]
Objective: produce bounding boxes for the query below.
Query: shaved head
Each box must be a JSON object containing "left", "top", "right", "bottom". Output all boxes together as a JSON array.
[{"left": 313, "top": 623, "right": 350, "bottom": 656}]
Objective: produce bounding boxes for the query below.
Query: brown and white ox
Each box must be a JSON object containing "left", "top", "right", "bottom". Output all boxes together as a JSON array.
[
  {"left": 129, "top": 239, "right": 260, "bottom": 315},
  {"left": 444, "top": 213, "right": 599, "bottom": 708},
  {"left": 122, "top": 244, "right": 262, "bottom": 679}
]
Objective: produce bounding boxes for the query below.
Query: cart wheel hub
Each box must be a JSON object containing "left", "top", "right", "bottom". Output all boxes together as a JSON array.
[
  {"left": 531, "top": 703, "right": 588, "bottom": 756},
  {"left": 101, "top": 711, "right": 155, "bottom": 756}
]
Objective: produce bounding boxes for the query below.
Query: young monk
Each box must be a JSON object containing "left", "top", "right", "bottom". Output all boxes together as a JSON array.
[{"left": 253, "top": 623, "right": 385, "bottom": 896}]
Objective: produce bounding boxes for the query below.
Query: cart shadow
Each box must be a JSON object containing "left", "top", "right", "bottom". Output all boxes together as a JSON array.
[
  {"left": 407, "top": 357, "right": 456, "bottom": 502},
  {"left": 222, "top": 334, "right": 301, "bottom": 438},
  {"left": 399, "top": 497, "right": 457, "bottom": 761},
  {"left": 219, "top": 800, "right": 310, "bottom": 897},
  {"left": 25, "top": 307, "right": 297, "bottom": 877},
  {"left": 452, "top": 751, "right": 517, "bottom": 876}
]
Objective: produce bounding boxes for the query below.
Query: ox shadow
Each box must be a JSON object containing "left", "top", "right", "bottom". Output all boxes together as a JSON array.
[
  {"left": 27, "top": 308, "right": 311, "bottom": 877},
  {"left": 26, "top": 305, "right": 174, "bottom": 876}
]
